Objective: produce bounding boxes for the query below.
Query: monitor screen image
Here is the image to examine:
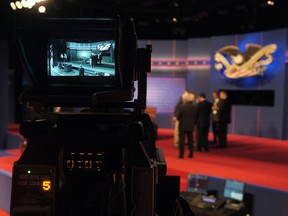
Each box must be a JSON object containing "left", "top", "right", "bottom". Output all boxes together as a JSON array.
[
  {"left": 224, "top": 179, "right": 245, "bottom": 201},
  {"left": 47, "top": 39, "right": 115, "bottom": 78},
  {"left": 187, "top": 174, "right": 208, "bottom": 194}
]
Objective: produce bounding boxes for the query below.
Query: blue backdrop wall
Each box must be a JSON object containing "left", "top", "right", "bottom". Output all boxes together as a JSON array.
[{"left": 139, "top": 28, "right": 288, "bottom": 139}]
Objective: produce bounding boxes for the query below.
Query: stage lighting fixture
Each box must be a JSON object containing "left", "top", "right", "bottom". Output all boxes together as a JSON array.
[
  {"left": 15, "top": 1, "right": 23, "bottom": 9},
  {"left": 10, "top": 0, "right": 47, "bottom": 10},
  {"left": 10, "top": 2, "right": 17, "bottom": 10},
  {"left": 38, "top": 5, "right": 46, "bottom": 13},
  {"left": 267, "top": 1, "right": 275, "bottom": 6},
  {"left": 21, "top": 0, "right": 28, "bottom": 8}
]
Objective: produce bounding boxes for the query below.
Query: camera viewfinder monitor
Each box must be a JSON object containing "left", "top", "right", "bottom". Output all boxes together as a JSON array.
[
  {"left": 223, "top": 179, "right": 245, "bottom": 202},
  {"left": 48, "top": 39, "right": 115, "bottom": 79},
  {"left": 187, "top": 174, "right": 208, "bottom": 194},
  {"left": 16, "top": 15, "right": 138, "bottom": 106},
  {"left": 46, "top": 18, "right": 117, "bottom": 87},
  {"left": 16, "top": 16, "right": 122, "bottom": 90}
]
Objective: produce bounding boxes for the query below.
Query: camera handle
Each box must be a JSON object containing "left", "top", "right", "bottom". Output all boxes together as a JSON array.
[{"left": 134, "top": 44, "right": 152, "bottom": 115}]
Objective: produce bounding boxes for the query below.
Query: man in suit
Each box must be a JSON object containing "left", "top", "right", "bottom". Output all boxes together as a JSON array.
[
  {"left": 195, "top": 93, "right": 212, "bottom": 152},
  {"left": 176, "top": 91, "right": 196, "bottom": 158},
  {"left": 218, "top": 91, "right": 232, "bottom": 148}
]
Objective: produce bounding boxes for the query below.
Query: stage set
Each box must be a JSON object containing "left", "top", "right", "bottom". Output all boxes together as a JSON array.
[{"left": 1, "top": 21, "right": 288, "bottom": 216}]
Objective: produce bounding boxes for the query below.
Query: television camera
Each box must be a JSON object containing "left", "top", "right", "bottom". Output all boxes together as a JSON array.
[{"left": 10, "top": 14, "right": 167, "bottom": 216}]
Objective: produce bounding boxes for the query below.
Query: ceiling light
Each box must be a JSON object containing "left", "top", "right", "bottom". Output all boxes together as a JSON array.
[
  {"left": 10, "top": 2, "right": 17, "bottom": 10},
  {"left": 21, "top": 0, "right": 28, "bottom": 8},
  {"left": 38, "top": 5, "right": 46, "bottom": 13},
  {"left": 15, "top": 1, "right": 23, "bottom": 9},
  {"left": 27, "top": 0, "right": 36, "bottom": 8}
]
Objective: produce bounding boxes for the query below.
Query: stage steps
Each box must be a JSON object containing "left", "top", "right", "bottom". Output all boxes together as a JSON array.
[{"left": 0, "top": 169, "right": 12, "bottom": 214}]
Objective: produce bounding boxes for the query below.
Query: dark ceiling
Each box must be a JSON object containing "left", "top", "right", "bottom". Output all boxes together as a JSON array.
[{"left": 0, "top": 0, "right": 288, "bottom": 39}]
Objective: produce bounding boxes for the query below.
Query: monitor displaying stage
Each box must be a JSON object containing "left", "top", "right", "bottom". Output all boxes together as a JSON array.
[
  {"left": 47, "top": 40, "right": 115, "bottom": 78},
  {"left": 224, "top": 179, "right": 245, "bottom": 201}
]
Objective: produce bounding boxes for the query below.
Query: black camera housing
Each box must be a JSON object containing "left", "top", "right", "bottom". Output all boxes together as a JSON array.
[{"left": 10, "top": 13, "right": 168, "bottom": 216}]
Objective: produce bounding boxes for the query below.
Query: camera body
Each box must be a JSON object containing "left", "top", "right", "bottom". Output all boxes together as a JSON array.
[{"left": 10, "top": 14, "right": 166, "bottom": 216}]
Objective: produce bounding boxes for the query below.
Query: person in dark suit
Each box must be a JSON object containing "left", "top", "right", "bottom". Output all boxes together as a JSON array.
[
  {"left": 218, "top": 90, "right": 232, "bottom": 148},
  {"left": 195, "top": 93, "right": 212, "bottom": 152},
  {"left": 176, "top": 92, "right": 196, "bottom": 158}
]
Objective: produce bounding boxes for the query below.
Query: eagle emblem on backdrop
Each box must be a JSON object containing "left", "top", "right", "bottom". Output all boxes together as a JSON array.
[{"left": 214, "top": 44, "right": 277, "bottom": 79}]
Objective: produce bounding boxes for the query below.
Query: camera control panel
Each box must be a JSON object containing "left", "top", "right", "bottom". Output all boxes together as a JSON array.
[{"left": 10, "top": 164, "right": 57, "bottom": 216}]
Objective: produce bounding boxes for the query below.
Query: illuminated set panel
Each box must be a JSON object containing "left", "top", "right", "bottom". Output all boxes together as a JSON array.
[
  {"left": 151, "top": 58, "right": 211, "bottom": 68},
  {"left": 146, "top": 77, "right": 186, "bottom": 113}
]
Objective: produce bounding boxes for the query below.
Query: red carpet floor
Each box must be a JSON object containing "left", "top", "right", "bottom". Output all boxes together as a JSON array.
[
  {"left": 156, "top": 129, "right": 288, "bottom": 192},
  {"left": 0, "top": 209, "right": 8, "bottom": 216},
  {"left": 1, "top": 129, "right": 288, "bottom": 216}
]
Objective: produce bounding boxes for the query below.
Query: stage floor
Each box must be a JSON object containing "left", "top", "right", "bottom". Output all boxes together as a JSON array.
[{"left": 156, "top": 129, "right": 288, "bottom": 192}]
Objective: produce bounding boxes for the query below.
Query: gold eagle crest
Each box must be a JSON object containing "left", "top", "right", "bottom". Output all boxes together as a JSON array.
[{"left": 214, "top": 44, "right": 277, "bottom": 79}]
